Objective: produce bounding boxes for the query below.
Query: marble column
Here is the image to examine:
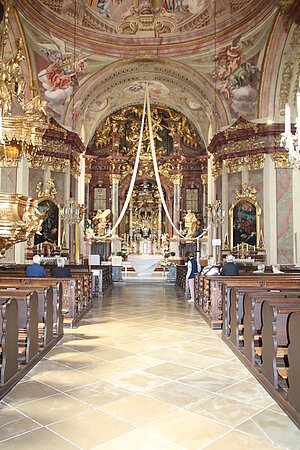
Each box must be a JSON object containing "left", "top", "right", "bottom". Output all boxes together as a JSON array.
[
  {"left": 111, "top": 174, "right": 121, "bottom": 234},
  {"left": 15, "top": 156, "right": 29, "bottom": 263},
  {"left": 293, "top": 166, "right": 300, "bottom": 264},
  {"left": 221, "top": 161, "right": 228, "bottom": 243},
  {"left": 263, "top": 154, "right": 277, "bottom": 265},
  {"left": 207, "top": 155, "right": 215, "bottom": 257},
  {"left": 64, "top": 162, "right": 71, "bottom": 249},
  {"left": 172, "top": 174, "right": 182, "bottom": 235},
  {"left": 43, "top": 161, "right": 51, "bottom": 185}
]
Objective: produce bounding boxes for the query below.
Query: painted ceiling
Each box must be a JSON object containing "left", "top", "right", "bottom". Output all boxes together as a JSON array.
[{"left": 12, "top": 0, "right": 300, "bottom": 148}]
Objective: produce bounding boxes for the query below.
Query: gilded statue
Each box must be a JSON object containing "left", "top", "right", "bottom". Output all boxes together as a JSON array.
[
  {"left": 93, "top": 209, "right": 110, "bottom": 237},
  {"left": 184, "top": 209, "right": 199, "bottom": 238}
]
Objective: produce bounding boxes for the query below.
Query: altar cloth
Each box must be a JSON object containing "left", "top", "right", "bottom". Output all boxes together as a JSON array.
[{"left": 127, "top": 255, "right": 162, "bottom": 276}]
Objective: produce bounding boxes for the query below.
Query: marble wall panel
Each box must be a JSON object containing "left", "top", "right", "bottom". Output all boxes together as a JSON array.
[
  {"left": 1, "top": 246, "right": 15, "bottom": 263},
  {"left": 1, "top": 167, "right": 17, "bottom": 193},
  {"left": 248, "top": 169, "right": 263, "bottom": 222},
  {"left": 51, "top": 172, "right": 65, "bottom": 205},
  {"left": 228, "top": 172, "right": 242, "bottom": 207},
  {"left": 276, "top": 168, "right": 293, "bottom": 264},
  {"left": 216, "top": 177, "right": 222, "bottom": 201},
  {"left": 29, "top": 169, "right": 43, "bottom": 198}
]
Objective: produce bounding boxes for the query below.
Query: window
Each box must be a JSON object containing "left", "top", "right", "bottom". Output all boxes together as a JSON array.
[
  {"left": 186, "top": 188, "right": 198, "bottom": 212},
  {"left": 94, "top": 187, "right": 107, "bottom": 211}
]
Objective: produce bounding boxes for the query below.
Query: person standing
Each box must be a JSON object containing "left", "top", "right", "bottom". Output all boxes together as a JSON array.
[
  {"left": 186, "top": 252, "right": 200, "bottom": 304},
  {"left": 25, "top": 255, "right": 47, "bottom": 277}
]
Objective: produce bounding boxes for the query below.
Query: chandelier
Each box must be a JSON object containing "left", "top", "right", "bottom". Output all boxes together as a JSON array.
[
  {"left": 62, "top": 199, "right": 85, "bottom": 225},
  {"left": 280, "top": 79, "right": 300, "bottom": 168}
]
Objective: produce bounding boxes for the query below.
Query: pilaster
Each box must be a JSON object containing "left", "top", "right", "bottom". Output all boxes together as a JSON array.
[
  {"left": 293, "top": 167, "right": 300, "bottom": 264},
  {"left": 15, "top": 156, "right": 29, "bottom": 263},
  {"left": 263, "top": 154, "right": 277, "bottom": 264}
]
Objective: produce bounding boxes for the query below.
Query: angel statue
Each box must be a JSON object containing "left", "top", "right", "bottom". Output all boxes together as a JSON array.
[
  {"left": 93, "top": 209, "right": 111, "bottom": 237},
  {"left": 184, "top": 210, "right": 199, "bottom": 239}
]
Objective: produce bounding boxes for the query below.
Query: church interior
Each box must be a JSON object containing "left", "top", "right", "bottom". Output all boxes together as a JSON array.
[{"left": 0, "top": 0, "right": 300, "bottom": 448}]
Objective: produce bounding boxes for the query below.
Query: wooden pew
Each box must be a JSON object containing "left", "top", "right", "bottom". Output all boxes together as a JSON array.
[
  {"left": 229, "top": 286, "right": 300, "bottom": 348},
  {"left": 0, "top": 277, "right": 77, "bottom": 327},
  {"left": 243, "top": 292, "right": 300, "bottom": 364},
  {"left": 0, "top": 298, "right": 18, "bottom": 385},
  {"left": 288, "top": 313, "right": 300, "bottom": 415},
  {"left": 0, "top": 286, "right": 63, "bottom": 400}
]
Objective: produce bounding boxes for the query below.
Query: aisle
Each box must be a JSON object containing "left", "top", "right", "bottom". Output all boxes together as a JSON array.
[{"left": 0, "top": 285, "right": 299, "bottom": 449}]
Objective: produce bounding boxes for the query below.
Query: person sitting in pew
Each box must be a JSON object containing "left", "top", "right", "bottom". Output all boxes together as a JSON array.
[
  {"left": 50, "top": 257, "right": 71, "bottom": 278},
  {"left": 272, "top": 264, "right": 284, "bottom": 274},
  {"left": 253, "top": 264, "right": 265, "bottom": 274},
  {"left": 220, "top": 254, "right": 239, "bottom": 276},
  {"left": 25, "top": 255, "right": 47, "bottom": 277},
  {"left": 201, "top": 257, "right": 220, "bottom": 276}
]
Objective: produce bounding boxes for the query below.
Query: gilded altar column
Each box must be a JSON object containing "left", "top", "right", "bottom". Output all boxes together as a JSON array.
[
  {"left": 158, "top": 200, "right": 162, "bottom": 238},
  {"left": 172, "top": 174, "right": 182, "bottom": 235},
  {"left": 111, "top": 174, "right": 121, "bottom": 233},
  {"left": 15, "top": 155, "right": 29, "bottom": 263},
  {"left": 263, "top": 154, "right": 277, "bottom": 265},
  {"left": 129, "top": 201, "right": 133, "bottom": 243}
]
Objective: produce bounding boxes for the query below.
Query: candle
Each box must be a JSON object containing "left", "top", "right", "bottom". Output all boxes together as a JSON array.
[
  {"left": 254, "top": 245, "right": 255, "bottom": 252},
  {"left": 296, "top": 91, "right": 300, "bottom": 129},
  {"left": 285, "top": 103, "right": 291, "bottom": 135}
]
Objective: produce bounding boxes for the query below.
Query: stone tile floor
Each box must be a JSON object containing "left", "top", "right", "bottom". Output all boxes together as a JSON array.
[{"left": 1, "top": 284, "right": 300, "bottom": 449}]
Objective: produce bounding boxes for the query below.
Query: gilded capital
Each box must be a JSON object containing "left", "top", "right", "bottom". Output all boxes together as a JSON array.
[
  {"left": 172, "top": 174, "right": 183, "bottom": 186},
  {"left": 110, "top": 174, "right": 122, "bottom": 184}
]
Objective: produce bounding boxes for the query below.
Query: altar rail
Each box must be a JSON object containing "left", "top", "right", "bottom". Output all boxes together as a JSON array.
[{"left": 0, "top": 284, "right": 63, "bottom": 399}]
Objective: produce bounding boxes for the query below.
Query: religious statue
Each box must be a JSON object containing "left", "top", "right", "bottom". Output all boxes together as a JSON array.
[
  {"left": 93, "top": 209, "right": 110, "bottom": 237},
  {"left": 184, "top": 210, "right": 198, "bottom": 238}
]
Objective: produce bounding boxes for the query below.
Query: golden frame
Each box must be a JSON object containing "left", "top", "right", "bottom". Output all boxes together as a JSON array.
[
  {"left": 34, "top": 196, "right": 62, "bottom": 247},
  {"left": 229, "top": 184, "right": 262, "bottom": 248}
]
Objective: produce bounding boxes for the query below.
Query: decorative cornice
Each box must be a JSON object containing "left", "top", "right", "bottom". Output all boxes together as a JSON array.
[
  {"left": 212, "top": 161, "right": 222, "bottom": 179},
  {"left": 244, "top": 154, "right": 265, "bottom": 171},
  {"left": 272, "top": 152, "right": 293, "bottom": 168},
  {"left": 224, "top": 157, "right": 243, "bottom": 174}
]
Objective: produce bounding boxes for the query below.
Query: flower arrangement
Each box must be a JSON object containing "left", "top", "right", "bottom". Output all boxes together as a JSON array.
[{"left": 160, "top": 258, "right": 175, "bottom": 267}]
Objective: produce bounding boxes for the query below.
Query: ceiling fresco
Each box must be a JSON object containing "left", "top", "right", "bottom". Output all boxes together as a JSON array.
[{"left": 13, "top": 0, "right": 299, "bottom": 149}]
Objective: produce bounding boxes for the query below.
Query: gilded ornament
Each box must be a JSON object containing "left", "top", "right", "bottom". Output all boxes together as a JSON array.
[
  {"left": 224, "top": 118, "right": 258, "bottom": 139},
  {"left": 272, "top": 152, "right": 293, "bottom": 169},
  {"left": 212, "top": 161, "right": 222, "bottom": 179},
  {"left": 85, "top": 173, "right": 92, "bottom": 184},
  {"left": 235, "top": 183, "right": 257, "bottom": 202},
  {"left": 171, "top": 173, "right": 183, "bottom": 186},
  {"left": 244, "top": 154, "right": 265, "bottom": 171},
  {"left": 0, "top": 193, "right": 43, "bottom": 258},
  {"left": 36, "top": 179, "right": 57, "bottom": 199},
  {"left": 224, "top": 157, "right": 243, "bottom": 173},
  {"left": 201, "top": 174, "right": 208, "bottom": 185}
]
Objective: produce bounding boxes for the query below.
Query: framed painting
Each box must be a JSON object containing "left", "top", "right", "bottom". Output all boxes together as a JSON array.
[
  {"left": 229, "top": 184, "right": 261, "bottom": 248},
  {"left": 34, "top": 197, "right": 62, "bottom": 246}
]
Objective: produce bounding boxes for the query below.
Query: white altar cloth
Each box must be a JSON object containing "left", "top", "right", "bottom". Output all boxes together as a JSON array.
[{"left": 127, "top": 255, "right": 162, "bottom": 276}]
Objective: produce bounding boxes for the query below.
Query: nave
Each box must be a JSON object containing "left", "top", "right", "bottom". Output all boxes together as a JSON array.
[{"left": 0, "top": 285, "right": 300, "bottom": 450}]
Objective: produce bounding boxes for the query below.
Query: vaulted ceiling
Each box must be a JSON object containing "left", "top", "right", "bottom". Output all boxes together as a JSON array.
[{"left": 11, "top": 0, "right": 300, "bottom": 147}]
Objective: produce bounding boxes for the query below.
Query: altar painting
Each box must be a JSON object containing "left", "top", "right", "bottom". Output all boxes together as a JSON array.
[
  {"left": 34, "top": 199, "right": 60, "bottom": 245},
  {"left": 232, "top": 201, "right": 256, "bottom": 246}
]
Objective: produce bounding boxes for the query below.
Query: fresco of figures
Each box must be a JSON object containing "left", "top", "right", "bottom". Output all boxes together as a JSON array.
[
  {"left": 213, "top": 36, "right": 260, "bottom": 117},
  {"left": 37, "top": 34, "right": 87, "bottom": 118}
]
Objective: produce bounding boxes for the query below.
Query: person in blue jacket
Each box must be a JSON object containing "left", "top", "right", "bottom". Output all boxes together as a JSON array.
[
  {"left": 25, "top": 254, "right": 47, "bottom": 277},
  {"left": 186, "top": 252, "right": 200, "bottom": 304}
]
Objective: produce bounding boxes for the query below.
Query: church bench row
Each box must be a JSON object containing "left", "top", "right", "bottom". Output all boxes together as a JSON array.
[
  {"left": 0, "top": 285, "right": 63, "bottom": 400},
  {"left": 224, "top": 290, "right": 300, "bottom": 428},
  {"left": 0, "top": 273, "right": 93, "bottom": 327},
  {"left": 192, "top": 274, "right": 300, "bottom": 329}
]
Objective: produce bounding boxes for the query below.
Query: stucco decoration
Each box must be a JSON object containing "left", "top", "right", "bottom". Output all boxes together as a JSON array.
[{"left": 124, "top": 80, "right": 169, "bottom": 97}]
